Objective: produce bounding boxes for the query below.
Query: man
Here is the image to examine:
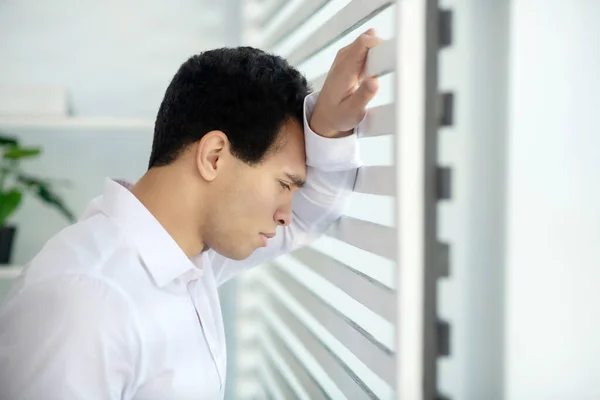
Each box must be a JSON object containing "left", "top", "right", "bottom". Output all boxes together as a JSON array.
[{"left": 0, "top": 30, "right": 381, "bottom": 399}]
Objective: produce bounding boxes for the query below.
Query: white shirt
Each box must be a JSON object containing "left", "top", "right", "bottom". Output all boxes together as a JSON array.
[{"left": 0, "top": 92, "right": 361, "bottom": 400}]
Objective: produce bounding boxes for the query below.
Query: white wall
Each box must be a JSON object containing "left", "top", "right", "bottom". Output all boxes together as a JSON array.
[
  {"left": 4, "top": 126, "right": 152, "bottom": 264},
  {"left": 0, "top": 0, "right": 240, "bottom": 118},
  {"left": 439, "top": 1, "right": 600, "bottom": 399},
  {"left": 505, "top": 1, "right": 600, "bottom": 399},
  {"left": 0, "top": 0, "right": 241, "bottom": 262}
]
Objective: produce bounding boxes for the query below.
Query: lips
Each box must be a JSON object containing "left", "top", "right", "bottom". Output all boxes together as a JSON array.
[{"left": 259, "top": 232, "right": 275, "bottom": 248}]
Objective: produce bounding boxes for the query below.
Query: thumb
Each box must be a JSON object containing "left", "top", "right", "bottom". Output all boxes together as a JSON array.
[{"left": 342, "top": 77, "right": 379, "bottom": 121}]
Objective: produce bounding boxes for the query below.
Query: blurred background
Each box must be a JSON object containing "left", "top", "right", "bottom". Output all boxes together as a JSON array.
[
  {"left": 0, "top": 0, "right": 240, "bottom": 263},
  {"left": 0, "top": 0, "right": 598, "bottom": 399}
]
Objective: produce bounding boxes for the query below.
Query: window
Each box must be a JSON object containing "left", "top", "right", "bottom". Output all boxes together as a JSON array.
[{"left": 237, "top": 1, "right": 449, "bottom": 398}]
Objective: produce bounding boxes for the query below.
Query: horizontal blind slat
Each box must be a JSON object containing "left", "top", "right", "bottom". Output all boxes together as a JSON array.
[
  {"left": 286, "top": 0, "right": 394, "bottom": 65},
  {"left": 365, "top": 37, "right": 396, "bottom": 77},
  {"left": 252, "top": 0, "right": 288, "bottom": 27},
  {"left": 291, "top": 247, "right": 395, "bottom": 321},
  {"left": 345, "top": 192, "right": 394, "bottom": 227},
  {"left": 262, "top": 268, "right": 397, "bottom": 388},
  {"left": 309, "top": 236, "right": 395, "bottom": 289},
  {"left": 309, "top": 38, "right": 396, "bottom": 90},
  {"left": 258, "top": 331, "right": 314, "bottom": 400},
  {"left": 236, "top": 378, "right": 262, "bottom": 399},
  {"left": 354, "top": 166, "right": 395, "bottom": 196},
  {"left": 262, "top": 310, "right": 348, "bottom": 399},
  {"left": 273, "top": 255, "right": 395, "bottom": 351},
  {"left": 359, "top": 134, "right": 394, "bottom": 166},
  {"left": 358, "top": 104, "right": 395, "bottom": 137},
  {"left": 257, "top": 359, "right": 293, "bottom": 400},
  {"left": 326, "top": 216, "right": 396, "bottom": 260},
  {"left": 262, "top": 0, "right": 330, "bottom": 49},
  {"left": 265, "top": 301, "right": 380, "bottom": 399}
]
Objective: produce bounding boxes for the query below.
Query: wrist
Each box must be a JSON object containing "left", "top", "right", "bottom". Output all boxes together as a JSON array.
[{"left": 309, "top": 115, "right": 352, "bottom": 138}]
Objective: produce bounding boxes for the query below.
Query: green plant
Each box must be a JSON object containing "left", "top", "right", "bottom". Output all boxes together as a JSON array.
[{"left": 0, "top": 132, "right": 75, "bottom": 226}]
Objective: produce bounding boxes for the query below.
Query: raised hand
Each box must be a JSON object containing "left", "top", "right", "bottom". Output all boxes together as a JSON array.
[{"left": 310, "top": 28, "right": 383, "bottom": 138}]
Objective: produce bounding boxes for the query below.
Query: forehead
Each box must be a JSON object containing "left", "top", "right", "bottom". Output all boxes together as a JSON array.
[{"left": 264, "top": 118, "right": 306, "bottom": 172}]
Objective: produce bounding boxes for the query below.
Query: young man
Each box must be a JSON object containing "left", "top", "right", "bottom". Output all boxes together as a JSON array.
[{"left": 0, "top": 30, "right": 381, "bottom": 399}]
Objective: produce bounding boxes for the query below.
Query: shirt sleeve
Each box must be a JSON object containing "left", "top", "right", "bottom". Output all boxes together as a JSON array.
[
  {"left": 0, "top": 274, "right": 142, "bottom": 400},
  {"left": 212, "top": 91, "right": 363, "bottom": 286}
]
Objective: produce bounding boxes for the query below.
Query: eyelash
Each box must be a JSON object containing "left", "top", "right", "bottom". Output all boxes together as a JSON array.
[{"left": 279, "top": 181, "right": 291, "bottom": 191}]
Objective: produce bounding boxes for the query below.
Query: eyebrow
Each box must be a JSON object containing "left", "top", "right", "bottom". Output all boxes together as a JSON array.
[{"left": 285, "top": 173, "right": 306, "bottom": 188}]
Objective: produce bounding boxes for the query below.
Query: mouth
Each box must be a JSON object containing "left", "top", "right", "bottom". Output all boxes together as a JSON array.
[{"left": 259, "top": 232, "right": 275, "bottom": 247}]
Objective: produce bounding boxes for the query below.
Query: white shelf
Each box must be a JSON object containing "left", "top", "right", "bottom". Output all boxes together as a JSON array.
[
  {"left": 0, "top": 266, "right": 23, "bottom": 279},
  {"left": 0, "top": 117, "right": 154, "bottom": 132}
]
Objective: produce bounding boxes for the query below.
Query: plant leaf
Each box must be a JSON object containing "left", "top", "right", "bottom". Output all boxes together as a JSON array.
[
  {"left": 36, "top": 184, "right": 76, "bottom": 223},
  {"left": 0, "top": 190, "right": 23, "bottom": 225},
  {"left": 17, "top": 174, "right": 47, "bottom": 188},
  {"left": 0, "top": 135, "right": 18, "bottom": 147},
  {"left": 4, "top": 147, "right": 42, "bottom": 159},
  {"left": 17, "top": 175, "right": 76, "bottom": 223}
]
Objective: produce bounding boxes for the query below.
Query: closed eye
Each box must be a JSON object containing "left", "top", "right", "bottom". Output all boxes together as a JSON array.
[{"left": 279, "top": 181, "right": 291, "bottom": 191}]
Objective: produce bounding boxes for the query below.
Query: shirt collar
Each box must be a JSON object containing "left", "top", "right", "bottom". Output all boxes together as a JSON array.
[{"left": 94, "top": 178, "right": 204, "bottom": 288}]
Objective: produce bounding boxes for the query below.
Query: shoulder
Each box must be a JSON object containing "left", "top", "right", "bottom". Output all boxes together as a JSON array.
[
  {"left": 2, "top": 272, "right": 140, "bottom": 336},
  {"left": 22, "top": 213, "right": 141, "bottom": 286}
]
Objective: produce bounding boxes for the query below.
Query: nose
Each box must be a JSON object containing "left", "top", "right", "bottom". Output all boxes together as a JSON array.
[{"left": 274, "top": 201, "right": 293, "bottom": 227}]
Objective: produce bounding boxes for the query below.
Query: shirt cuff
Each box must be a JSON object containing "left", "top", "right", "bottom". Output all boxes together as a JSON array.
[{"left": 302, "top": 91, "right": 363, "bottom": 171}]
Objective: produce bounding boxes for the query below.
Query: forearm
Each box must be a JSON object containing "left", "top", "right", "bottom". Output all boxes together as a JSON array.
[{"left": 270, "top": 90, "right": 362, "bottom": 248}]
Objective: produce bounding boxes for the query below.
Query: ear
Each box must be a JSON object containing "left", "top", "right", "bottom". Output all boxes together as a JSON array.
[{"left": 196, "top": 131, "right": 230, "bottom": 182}]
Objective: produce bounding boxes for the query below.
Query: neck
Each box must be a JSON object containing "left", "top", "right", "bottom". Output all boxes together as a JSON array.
[{"left": 131, "top": 166, "right": 207, "bottom": 257}]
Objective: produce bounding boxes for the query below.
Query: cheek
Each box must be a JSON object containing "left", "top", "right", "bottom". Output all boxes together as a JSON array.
[
  {"left": 224, "top": 165, "right": 286, "bottom": 226},
  {"left": 244, "top": 182, "right": 279, "bottom": 217},
  {"left": 224, "top": 174, "right": 277, "bottom": 221}
]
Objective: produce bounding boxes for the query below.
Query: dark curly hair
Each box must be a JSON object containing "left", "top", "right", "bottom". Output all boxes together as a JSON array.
[{"left": 148, "top": 46, "right": 311, "bottom": 169}]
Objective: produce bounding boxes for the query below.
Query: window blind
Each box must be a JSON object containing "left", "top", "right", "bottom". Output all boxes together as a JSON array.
[{"left": 237, "top": 1, "right": 452, "bottom": 398}]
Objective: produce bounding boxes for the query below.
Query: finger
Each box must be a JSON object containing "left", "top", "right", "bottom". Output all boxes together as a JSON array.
[
  {"left": 353, "top": 29, "right": 384, "bottom": 53},
  {"left": 337, "top": 30, "right": 382, "bottom": 64},
  {"left": 339, "top": 29, "right": 378, "bottom": 52},
  {"left": 360, "top": 28, "right": 379, "bottom": 44},
  {"left": 342, "top": 76, "right": 379, "bottom": 120},
  {"left": 351, "top": 31, "right": 383, "bottom": 81},
  {"left": 330, "top": 32, "right": 381, "bottom": 86}
]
